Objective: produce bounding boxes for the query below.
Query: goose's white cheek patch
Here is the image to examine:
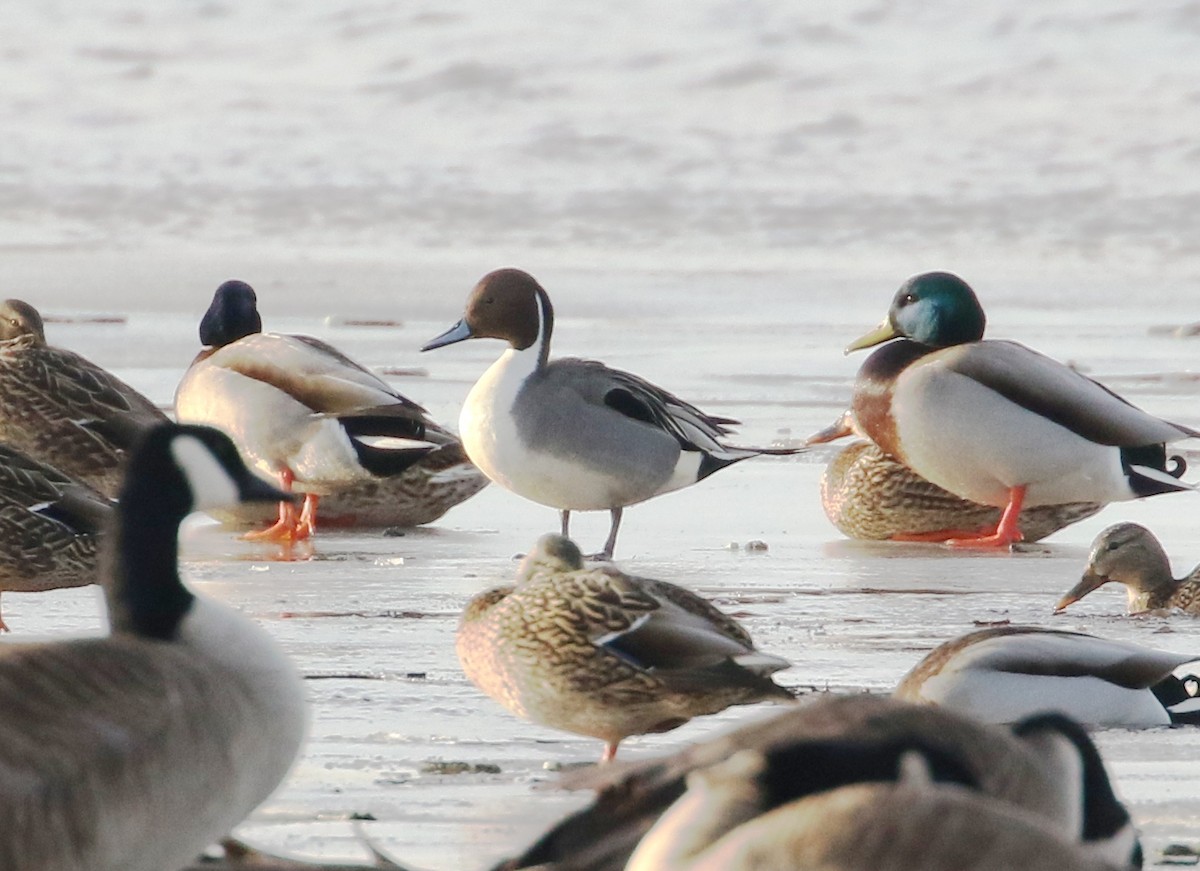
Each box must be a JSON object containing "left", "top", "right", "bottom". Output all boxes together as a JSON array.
[{"left": 170, "top": 435, "right": 241, "bottom": 511}]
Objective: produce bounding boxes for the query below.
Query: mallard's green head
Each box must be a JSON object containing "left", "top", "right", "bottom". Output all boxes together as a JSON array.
[{"left": 847, "top": 272, "right": 986, "bottom": 353}]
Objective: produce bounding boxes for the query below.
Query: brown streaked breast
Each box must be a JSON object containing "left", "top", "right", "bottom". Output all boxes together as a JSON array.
[{"left": 852, "top": 340, "right": 932, "bottom": 465}]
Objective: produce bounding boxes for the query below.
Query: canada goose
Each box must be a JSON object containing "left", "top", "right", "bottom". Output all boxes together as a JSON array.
[
  {"left": 496, "top": 694, "right": 1138, "bottom": 871},
  {"left": 0, "top": 298, "right": 167, "bottom": 497},
  {"left": 845, "top": 272, "right": 1194, "bottom": 548},
  {"left": 0, "top": 423, "right": 308, "bottom": 871},
  {"left": 422, "top": 269, "right": 799, "bottom": 558},
  {"left": 0, "top": 443, "right": 113, "bottom": 631},
  {"left": 457, "top": 533, "right": 793, "bottom": 763}
]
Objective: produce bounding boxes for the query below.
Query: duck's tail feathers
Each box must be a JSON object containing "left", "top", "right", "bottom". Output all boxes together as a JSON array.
[
  {"left": 1127, "top": 461, "right": 1195, "bottom": 497},
  {"left": 1156, "top": 672, "right": 1200, "bottom": 724},
  {"left": 349, "top": 436, "right": 437, "bottom": 478},
  {"left": 697, "top": 444, "right": 805, "bottom": 481}
]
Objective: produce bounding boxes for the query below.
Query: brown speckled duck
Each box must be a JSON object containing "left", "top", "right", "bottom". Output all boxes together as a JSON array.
[
  {"left": 0, "top": 444, "right": 112, "bottom": 631},
  {"left": 1056, "top": 523, "right": 1200, "bottom": 615},
  {"left": 0, "top": 299, "right": 168, "bottom": 496},
  {"left": 456, "top": 534, "right": 794, "bottom": 763},
  {"left": 810, "top": 412, "right": 1101, "bottom": 543}
]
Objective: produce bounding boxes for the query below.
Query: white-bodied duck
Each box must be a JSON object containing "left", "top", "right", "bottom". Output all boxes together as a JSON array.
[
  {"left": 501, "top": 694, "right": 1140, "bottom": 871},
  {"left": 0, "top": 422, "right": 307, "bottom": 871},
  {"left": 175, "top": 280, "right": 443, "bottom": 541},
  {"left": 895, "top": 625, "right": 1200, "bottom": 727},
  {"left": 0, "top": 298, "right": 168, "bottom": 497},
  {"left": 423, "top": 268, "right": 797, "bottom": 558},
  {"left": 456, "top": 533, "right": 794, "bottom": 763},
  {"left": 1056, "top": 522, "right": 1200, "bottom": 615},
  {"left": 845, "top": 272, "right": 1197, "bottom": 548}
]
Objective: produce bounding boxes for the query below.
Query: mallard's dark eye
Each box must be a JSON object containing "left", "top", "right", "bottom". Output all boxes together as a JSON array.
[
  {"left": 1106, "top": 541, "right": 1121, "bottom": 551},
  {"left": 899, "top": 293, "right": 916, "bottom": 306}
]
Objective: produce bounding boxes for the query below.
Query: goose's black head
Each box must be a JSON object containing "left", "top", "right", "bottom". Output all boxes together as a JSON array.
[
  {"left": 110, "top": 423, "right": 293, "bottom": 640},
  {"left": 198, "top": 280, "right": 262, "bottom": 348}
]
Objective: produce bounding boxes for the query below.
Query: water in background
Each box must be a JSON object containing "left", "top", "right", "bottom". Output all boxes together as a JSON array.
[{"left": 4, "top": 3, "right": 1200, "bottom": 868}]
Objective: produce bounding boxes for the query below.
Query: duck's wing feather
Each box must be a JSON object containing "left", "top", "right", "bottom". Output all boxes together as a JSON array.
[
  {"left": 205, "top": 333, "right": 424, "bottom": 415},
  {"left": 569, "top": 569, "right": 787, "bottom": 689},
  {"left": 936, "top": 341, "right": 1198, "bottom": 445},
  {"left": 921, "top": 626, "right": 1198, "bottom": 689},
  {"left": 546, "top": 358, "right": 740, "bottom": 453}
]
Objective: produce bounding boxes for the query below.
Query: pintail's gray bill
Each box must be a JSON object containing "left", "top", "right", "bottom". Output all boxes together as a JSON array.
[{"left": 422, "top": 319, "right": 473, "bottom": 351}]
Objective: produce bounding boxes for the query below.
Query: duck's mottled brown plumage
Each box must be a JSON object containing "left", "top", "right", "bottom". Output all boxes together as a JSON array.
[
  {"left": 457, "top": 535, "right": 792, "bottom": 760},
  {"left": 0, "top": 299, "right": 167, "bottom": 497},
  {"left": 0, "top": 444, "right": 112, "bottom": 628},
  {"left": 822, "top": 441, "right": 1101, "bottom": 542}
]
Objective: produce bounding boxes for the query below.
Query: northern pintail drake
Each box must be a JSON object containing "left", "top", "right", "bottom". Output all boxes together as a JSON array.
[
  {"left": 0, "top": 298, "right": 167, "bottom": 497},
  {"left": 0, "top": 445, "right": 112, "bottom": 631},
  {"left": 456, "top": 533, "right": 793, "bottom": 763},
  {"left": 1056, "top": 523, "right": 1200, "bottom": 615},
  {"left": 422, "top": 269, "right": 798, "bottom": 559},
  {"left": 895, "top": 625, "right": 1200, "bottom": 726},
  {"left": 498, "top": 695, "right": 1139, "bottom": 871},
  {"left": 0, "top": 423, "right": 307, "bottom": 871},
  {"left": 175, "top": 280, "right": 462, "bottom": 541},
  {"left": 845, "top": 272, "right": 1197, "bottom": 549},
  {"left": 808, "top": 410, "right": 1101, "bottom": 542}
]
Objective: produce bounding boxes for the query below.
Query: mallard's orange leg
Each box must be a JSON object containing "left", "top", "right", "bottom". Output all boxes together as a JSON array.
[
  {"left": 600, "top": 740, "right": 620, "bottom": 763},
  {"left": 294, "top": 493, "right": 319, "bottom": 541},
  {"left": 945, "top": 486, "right": 1026, "bottom": 549},
  {"left": 891, "top": 527, "right": 995, "bottom": 543},
  {"left": 243, "top": 468, "right": 302, "bottom": 541}
]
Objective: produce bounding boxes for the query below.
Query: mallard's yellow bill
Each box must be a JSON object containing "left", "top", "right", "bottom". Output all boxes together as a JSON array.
[{"left": 845, "top": 319, "right": 899, "bottom": 354}]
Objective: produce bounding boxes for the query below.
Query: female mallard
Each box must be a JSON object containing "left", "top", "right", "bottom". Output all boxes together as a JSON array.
[
  {"left": 845, "top": 272, "right": 1196, "bottom": 548},
  {"left": 175, "top": 280, "right": 480, "bottom": 541},
  {"left": 0, "top": 423, "right": 307, "bottom": 871},
  {"left": 809, "top": 411, "right": 1101, "bottom": 542},
  {"left": 1056, "top": 522, "right": 1200, "bottom": 615},
  {"left": 456, "top": 533, "right": 793, "bottom": 763},
  {"left": 0, "top": 444, "right": 113, "bottom": 631},
  {"left": 0, "top": 298, "right": 168, "bottom": 497},
  {"left": 895, "top": 625, "right": 1200, "bottom": 726},
  {"left": 500, "top": 695, "right": 1138, "bottom": 871}
]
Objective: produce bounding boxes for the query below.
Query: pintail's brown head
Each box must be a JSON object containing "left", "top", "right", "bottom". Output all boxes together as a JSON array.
[
  {"left": 422, "top": 268, "right": 553, "bottom": 353},
  {"left": 0, "top": 299, "right": 46, "bottom": 345}
]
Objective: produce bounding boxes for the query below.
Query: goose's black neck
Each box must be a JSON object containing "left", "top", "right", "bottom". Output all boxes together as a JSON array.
[{"left": 104, "top": 477, "right": 193, "bottom": 641}]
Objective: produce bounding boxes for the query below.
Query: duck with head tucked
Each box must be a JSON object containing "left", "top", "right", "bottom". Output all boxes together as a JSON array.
[
  {"left": 0, "top": 298, "right": 168, "bottom": 497},
  {"left": 457, "top": 533, "right": 794, "bottom": 763},
  {"left": 423, "top": 269, "right": 798, "bottom": 559},
  {"left": 1056, "top": 522, "right": 1200, "bottom": 615},
  {"left": 807, "top": 410, "right": 1102, "bottom": 543},
  {"left": 845, "top": 272, "right": 1196, "bottom": 548},
  {"left": 175, "top": 280, "right": 476, "bottom": 541}
]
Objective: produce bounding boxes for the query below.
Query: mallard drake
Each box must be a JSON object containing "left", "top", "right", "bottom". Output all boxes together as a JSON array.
[
  {"left": 175, "top": 280, "right": 458, "bottom": 541},
  {"left": 845, "top": 272, "right": 1196, "bottom": 548},
  {"left": 1055, "top": 523, "right": 1200, "bottom": 615},
  {"left": 895, "top": 625, "right": 1200, "bottom": 726},
  {"left": 456, "top": 533, "right": 793, "bottom": 763},
  {"left": 0, "top": 298, "right": 167, "bottom": 497},
  {"left": 809, "top": 411, "right": 1101, "bottom": 542},
  {"left": 498, "top": 695, "right": 1139, "bottom": 871},
  {"left": 0, "top": 422, "right": 307, "bottom": 871},
  {"left": 422, "top": 269, "right": 799, "bottom": 559},
  {"left": 0, "top": 444, "right": 113, "bottom": 631}
]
